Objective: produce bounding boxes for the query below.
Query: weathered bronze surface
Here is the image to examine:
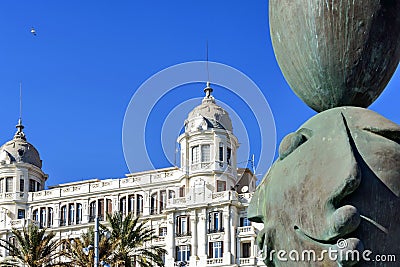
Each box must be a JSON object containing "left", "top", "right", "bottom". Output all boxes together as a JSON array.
[
  {"left": 270, "top": 0, "right": 400, "bottom": 112},
  {"left": 249, "top": 107, "right": 400, "bottom": 266}
]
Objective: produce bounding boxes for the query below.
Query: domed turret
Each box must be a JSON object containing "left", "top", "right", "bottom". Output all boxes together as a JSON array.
[
  {"left": 185, "top": 82, "right": 233, "bottom": 132},
  {"left": 178, "top": 83, "right": 239, "bottom": 193},
  {"left": 0, "top": 119, "right": 42, "bottom": 168}
]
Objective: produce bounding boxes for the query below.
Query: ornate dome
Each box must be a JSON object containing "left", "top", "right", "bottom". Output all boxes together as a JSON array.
[
  {"left": 0, "top": 119, "right": 42, "bottom": 168},
  {"left": 185, "top": 83, "right": 233, "bottom": 133}
]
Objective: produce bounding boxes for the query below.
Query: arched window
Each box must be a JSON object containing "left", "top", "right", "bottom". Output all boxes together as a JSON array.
[
  {"left": 89, "top": 201, "right": 96, "bottom": 222},
  {"left": 106, "top": 199, "right": 112, "bottom": 216},
  {"left": 48, "top": 208, "right": 53, "bottom": 227},
  {"left": 60, "top": 206, "right": 67, "bottom": 226},
  {"left": 150, "top": 193, "right": 158, "bottom": 215},
  {"left": 168, "top": 190, "right": 175, "bottom": 199},
  {"left": 98, "top": 199, "right": 104, "bottom": 221},
  {"left": 160, "top": 190, "right": 167, "bottom": 212},
  {"left": 40, "top": 208, "right": 46, "bottom": 228},
  {"left": 136, "top": 194, "right": 143, "bottom": 215},
  {"left": 119, "top": 197, "right": 126, "bottom": 215},
  {"left": 76, "top": 204, "right": 82, "bottom": 224},
  {"left": 68, "top": 204, "right": 75, "bottom": 225},
  {"left": 32, "top": 209, "right": 39, "bottom": 223},
  {"left": 8, "top": 236, "right": 16, "bottom": 256},
  {"left": 128, "top": 195, "right": 135, "bottom": 213}
]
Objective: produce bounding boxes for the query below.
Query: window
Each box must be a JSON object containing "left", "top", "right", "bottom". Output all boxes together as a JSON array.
[
  {"left": 227, "top": 147, "right": 232, "bottom": 165},
  {"left": 176, "top": 215, "right": 190, "bottom": 236},
  {"left": 179, "top": 186, "right": 185, "bottom": 197},
  {"left": 150, "top": 193, "right": 158, "bottom": 215},
  {"left": 9, "top": 237, "right": 16, "bottom": 256},
  {"left": 219, "top": 143, "right": 224, "bottom": 162},
  {"left": 19, "top": 178, "right": 24, "bottom": 192},
  {"left": 240, "top": 217, "right": 251, "bottom": 227},
  {"left": 98, "top": 199, "right": 104, "bottom": 221},
  {"left": 168, "top": 190, "right": 175, "bottom": 199},
  {"left": 160, "top": 190, "right": 167, "bottom": 212},
  {"left": 242, "top": 242, "right": 251, "bottom": 258},
  {"left": 201, "top": 144, "right": 210, "bottom": 162},
  {"left": 217, "top": 181, "right": 226, "bottom": 192},
  {"left": 136, "top": 195, "right": 143, "bottom": 215},
  {"left": 159, "top": 227, "right": 167, "bottom": 237},
  {"left": 89, "top": 201, "right": 96, "bottom": 222},
  {"left": 60, "top": 206, "right": 67, "bottom": 226},
  {"left": 191, "top": 146, "right": 200, "bottom": 164},
  {"left": 5, "top": 177, "right": 13, "bottom": 192},
  {"left": 48, "top": 208, "right": 53, "bottom": 227},
  {"left": 120, "top": 197, "right": 126, "bottom": 214},
  {"left": 76, "top": 204, "right": 82, "bottom": 224},
  {"left": 176, "top": 245, "right": 191, "bottom": 262},
  {"left": 29, "top": 179, "right": 36, "bottom": 192},
  {"left": 208, "top": 211, "right": 223, "bottom": 233},
  {"left": 209, "top": 241, "right": 223, "bottom": 258},
  {"left": 40, "top": 208, "right": 46, "bottom": 228},
  {"left": 106, "top": 199, "right": 112, "bottom": 215},
  {"left": 128, "top": 195, "right": 135, "bottom": 213},
  {"left": 32, "top": 209, "right": 39, "bottom": 222},
  {"left": 17, "top": 209, "right": 25, "bottom": 219},
  {"left": 0, "top": 178, "right": 3, "bottom": 193},
  {"left": 68, "top": 204, "right": 75, "bottom": 225}
]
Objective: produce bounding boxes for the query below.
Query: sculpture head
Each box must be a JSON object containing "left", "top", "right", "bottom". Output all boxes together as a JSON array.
[
  {"left": 248, "top": 107, "right": 400, "bottom": 266},
  {"left": 269, "top": 0, "right": 400, "bottom": 112}
]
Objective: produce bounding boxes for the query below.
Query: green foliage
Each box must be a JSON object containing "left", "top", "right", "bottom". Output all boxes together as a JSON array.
[
  {"left": 0, "top": 223, "right": 66, "bottom": 267},
  {"left": 107, "top": 212, "right": 166, "bottom": 267},
  {"left": 63, "top": 226, "right": 112, "bottom": 267}
]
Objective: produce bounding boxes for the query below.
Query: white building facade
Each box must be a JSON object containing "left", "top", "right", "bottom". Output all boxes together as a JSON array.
[{"left": 0, "top": 83, "right": 265, "bottom": 267}]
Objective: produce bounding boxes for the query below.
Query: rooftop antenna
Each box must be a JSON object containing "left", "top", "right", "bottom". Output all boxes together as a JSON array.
[
  {"left": 206, "top": 40, "right": 210, "bottom": 83},
  {"left": 15, "top": 82, "right": 26, "bottom": 140},
  {"left": 203, "top": 41, "right": 214, "bottom": 98},
  {"left": 251, "top": 154, "right": 255, "bottom": 174},
  {"left": 19, "top": 82, "right": 22, "bottom": 121}
]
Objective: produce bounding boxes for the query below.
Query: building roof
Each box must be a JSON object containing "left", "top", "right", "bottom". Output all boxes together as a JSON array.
[
  {"left": 185, "top": 82, "right": 233, "bottom": 132},
  {"left": 0, "top": 119, "right": 42, "bottom": 168}
]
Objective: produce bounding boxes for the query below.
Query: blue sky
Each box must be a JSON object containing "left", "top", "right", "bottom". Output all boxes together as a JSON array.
[{"left": 0, "top": 1, "right": 399, "bottom": 186}]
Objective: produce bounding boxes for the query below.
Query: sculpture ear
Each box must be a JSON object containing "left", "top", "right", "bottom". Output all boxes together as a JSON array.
[
  {"left": 278, "top": 128, "right": 312, "bottom": 160},
  {"left": 363, "top": 128, "right": 400, "bottom": 145}
]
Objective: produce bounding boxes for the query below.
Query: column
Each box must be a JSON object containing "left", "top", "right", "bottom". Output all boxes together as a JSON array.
[
  {"left": 166, "top": 212, "right": 175, "bottom": 266},
  {"left": 223, "top": 207, "right": 231, "bottom": 264},
  {"left": 197, "top": 208, "right": 207, "bottom": 265},
  {"left": 190, "top": 210, "right": 198, "bottom": 265}
]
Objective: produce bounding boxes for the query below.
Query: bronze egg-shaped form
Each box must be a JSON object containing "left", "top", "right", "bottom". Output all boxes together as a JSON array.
[{"left": 270, "top": 0, "right": 400, "bottom": 112}]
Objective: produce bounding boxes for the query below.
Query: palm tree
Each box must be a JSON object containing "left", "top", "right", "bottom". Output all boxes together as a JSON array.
[
  {"left": 63, "top": 226, "right": 112, "bottom": 267},
  {"left": 0, "top": 223, "right": 65, "bottom": 267},
  {"left": 107, "top": 212, "right": 166, "bottom": 267}
]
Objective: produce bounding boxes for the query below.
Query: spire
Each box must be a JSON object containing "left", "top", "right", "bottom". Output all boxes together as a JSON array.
[
  {"left": 14, "top": 118, "right": 26, "bottom": 140},
  {"left": 14, "top": 83, "right": 26, "bottom": 140}
]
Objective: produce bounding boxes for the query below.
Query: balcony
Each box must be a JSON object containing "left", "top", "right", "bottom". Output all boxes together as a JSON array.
[
  {"left": 206, "top": 258, "right": 223, "bottom": 265},
  {"left": 174, "top": 261, "right": 189, "bottom": 266},
  {"left": 237, "top": 226, "right": 255, "bottom": 236},
  {"left": 238, "top": 258, "right": 256, "bottom": 265},
  {"left": 10, "top": 219, "right": 25, "bottom": 228},
  {"left": 153, "top": 236, "right": 166, "bottom": 243},
  {"left": 207, "top": 227, "right": 224, "bottom": 234},
  {"left": 175, "top": 231, "right": 192, "bottom": 237}
]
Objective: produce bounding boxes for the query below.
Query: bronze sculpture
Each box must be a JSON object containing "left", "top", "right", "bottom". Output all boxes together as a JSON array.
[{"left": 249, "top": 1, "right": 400, "bottom": 266}]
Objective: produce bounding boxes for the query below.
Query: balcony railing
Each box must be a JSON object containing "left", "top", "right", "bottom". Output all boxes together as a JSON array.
[
  {"left": 206, "top": 258, "right": 223, "bottom": 265},
  {"left": 175, "top": 231, "right": 192, "bottom": 237},
  {"left": 238, "top": 258, "right": 255, "bottom": 265},
  {"left": 207, "top": 227, "right": 224, "bottom": 234},
  {"left": 237, "top": 226, "right": 255, "bottom": 235}
]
